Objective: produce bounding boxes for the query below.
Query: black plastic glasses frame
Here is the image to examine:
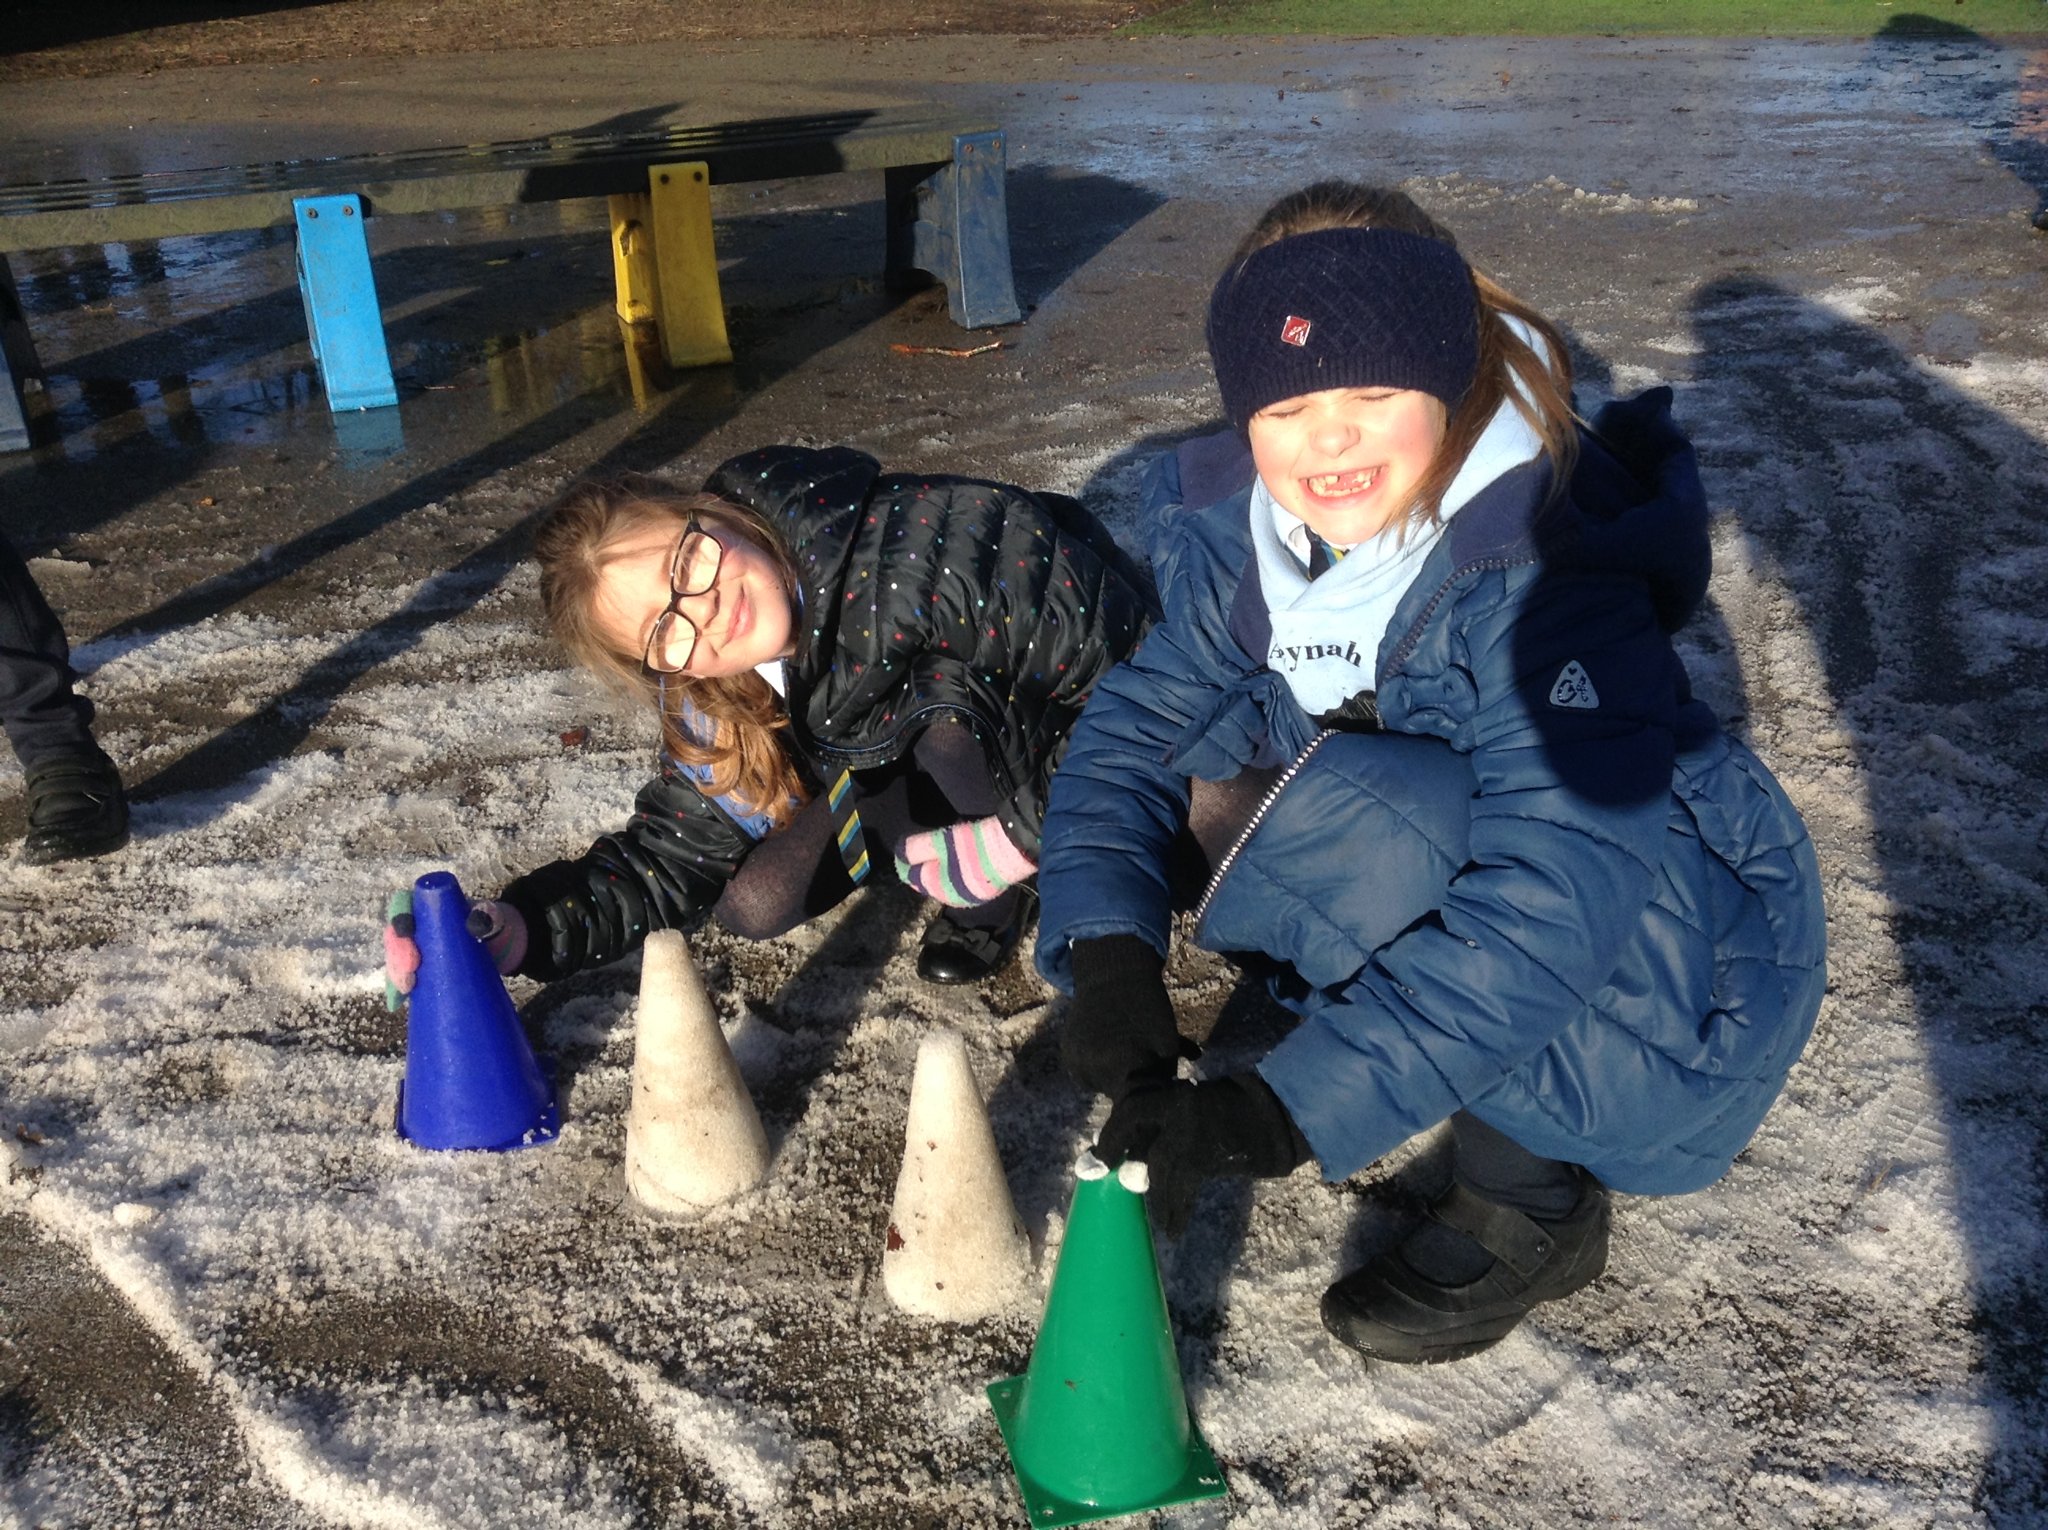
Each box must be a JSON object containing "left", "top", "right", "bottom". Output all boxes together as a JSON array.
[{"left": 640, "top": 518, "right": 725, "bottom": 676}]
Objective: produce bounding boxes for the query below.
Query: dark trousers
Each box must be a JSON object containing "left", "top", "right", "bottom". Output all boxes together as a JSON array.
[
  {"left": 1448, "top": 1111, "right": 1584, "bottom": 1218},
  {"left": 0, "top": 534, "right": 96, "bottom": 770}
]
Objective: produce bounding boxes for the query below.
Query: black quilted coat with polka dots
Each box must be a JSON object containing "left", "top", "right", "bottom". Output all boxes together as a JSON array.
[
  {"left": 498, "top": 445, "right": 1154, "bottom": 982},
  {"left": 709, "top": 445, "right": 1155, "bottom": 856}
]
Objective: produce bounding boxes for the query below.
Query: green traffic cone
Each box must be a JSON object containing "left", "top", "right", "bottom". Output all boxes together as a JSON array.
[{"left": 987, "top": 1154, "right": 1228, "bottom": 1527}]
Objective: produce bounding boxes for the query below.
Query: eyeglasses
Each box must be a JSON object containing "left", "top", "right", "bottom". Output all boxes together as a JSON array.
[{"left": 641, "top": 519, "right": 726, "bottom": 676}]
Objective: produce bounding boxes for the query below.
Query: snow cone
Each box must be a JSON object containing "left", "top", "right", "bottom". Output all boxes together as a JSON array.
[
  {"left": 882, "top": 1029, "right": 1033, "bottom": 1321},
  {"left": 624, "top": 928, "right": 770, "bottom": 1212}
]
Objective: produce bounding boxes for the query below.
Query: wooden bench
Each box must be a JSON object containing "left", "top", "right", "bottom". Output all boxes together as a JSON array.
[{"left": 0, "top": 107, "right": 1022, "bottom": 451}]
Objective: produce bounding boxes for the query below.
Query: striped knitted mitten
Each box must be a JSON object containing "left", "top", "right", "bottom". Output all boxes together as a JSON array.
[
  {"left": 894, "top": 816, "right": 1036, "bottom": 907},
  {"left": 382, "top": 890, "right": 529, "bottom": 1011}
]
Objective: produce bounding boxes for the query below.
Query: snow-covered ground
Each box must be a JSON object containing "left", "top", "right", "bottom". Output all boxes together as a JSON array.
[{"left": 3, "top": 32, "right": 2047, "bottom": 1530}]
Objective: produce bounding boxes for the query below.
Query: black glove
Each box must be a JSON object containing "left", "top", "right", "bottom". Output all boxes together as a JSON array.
[
  {"left": 1095, "top": 1073, "right": 1313, "bottom": 1238},
  {"left": 1060, "top": 935, "right": 1198, "bottom": 1097}
]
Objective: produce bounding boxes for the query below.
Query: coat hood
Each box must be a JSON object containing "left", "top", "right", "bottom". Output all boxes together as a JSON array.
[{"left": 1445, "top": 385, "right": 1710, "bottom": 637}]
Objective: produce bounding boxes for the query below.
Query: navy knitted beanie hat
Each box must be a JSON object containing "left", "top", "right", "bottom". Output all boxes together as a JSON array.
[{"left": 1206, "top": 226, "right": 1481, "bottom": 428}]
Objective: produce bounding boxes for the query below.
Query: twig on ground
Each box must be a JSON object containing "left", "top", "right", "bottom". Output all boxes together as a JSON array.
[{"left": 889, "top": 340, "right": 1005, "bottom": 358}]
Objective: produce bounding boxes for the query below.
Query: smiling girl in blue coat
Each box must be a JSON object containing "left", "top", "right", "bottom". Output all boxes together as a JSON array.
[{"left": 1035, "top": 182, "right": 1827, "bottom": 1365}]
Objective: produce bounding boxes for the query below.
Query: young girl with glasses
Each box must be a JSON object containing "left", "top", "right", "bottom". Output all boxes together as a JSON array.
[
  {"left": 1034, "top": 180, "right": 1827, "bottom": 1365},
  {"left": 384, "top": 448, "right": 1153, "bottom": 999}
]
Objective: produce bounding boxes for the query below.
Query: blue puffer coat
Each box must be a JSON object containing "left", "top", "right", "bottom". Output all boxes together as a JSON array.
[{"left": 1036, "top": 389, "right": 1826, "bottom": 1195}]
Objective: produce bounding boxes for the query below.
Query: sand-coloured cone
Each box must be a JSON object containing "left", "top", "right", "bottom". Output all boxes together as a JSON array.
[
  {"left": 397, "top": 870, "right": 559, "bottom": 1151},
  {"left": 624, "top": 928, "right": 770, "bottom": 1212},
  {"left": 882, "top": 1029, "right": 1033, "bottom": 1321},
  {"left": 987, "top": 1155, "right": 1228, "bottom": 1527}
]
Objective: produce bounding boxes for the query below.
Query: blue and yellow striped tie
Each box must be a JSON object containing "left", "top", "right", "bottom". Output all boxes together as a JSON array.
[{"left": 827, "top": 769, "right": 870, "bottom": 885}]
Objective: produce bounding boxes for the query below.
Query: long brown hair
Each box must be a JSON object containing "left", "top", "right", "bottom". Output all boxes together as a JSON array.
[
  {"left": 532, "top": 474, "right": 810, "bottom": 829},
  {"left": 1228, "top": 181, "right": 1579, "bottom": 537}
]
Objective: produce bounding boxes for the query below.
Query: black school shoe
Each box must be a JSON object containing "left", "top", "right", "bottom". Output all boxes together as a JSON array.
[
  {"left": 915, "top": 885, "right": 1037, "bottom": 985},
  {"left": 21, "top": 750, "right": 130, "bottom": 865},
  {"left": 1320, "top": 1176, "right": 1611, "bottom": 1365}
]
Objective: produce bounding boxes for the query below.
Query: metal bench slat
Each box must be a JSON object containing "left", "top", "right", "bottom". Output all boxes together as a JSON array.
[{"left": 0, "top": 111, "right": 994, "bottom": 252}]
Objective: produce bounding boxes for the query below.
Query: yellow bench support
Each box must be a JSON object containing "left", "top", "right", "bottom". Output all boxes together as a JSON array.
[
  {"left": 608, "top": 191, "right": 661, "bottom": 328},
  {"left": 607, "top": 163, "right": 732, "bottom": 370},
  {"left": 642, "top": 161, "right": 733, "bottom": 369}
]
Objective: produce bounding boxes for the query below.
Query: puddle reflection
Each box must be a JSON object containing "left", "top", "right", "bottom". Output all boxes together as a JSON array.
[{"left": 31, "top": 297, "right": 670, "bottom": 466}]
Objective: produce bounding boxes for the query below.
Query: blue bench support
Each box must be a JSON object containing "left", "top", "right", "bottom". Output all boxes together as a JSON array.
[
  {"left": 293, "top": 194, "right": 397, "bottom": 413},
  {"left": 885, "top": 129, "right": 1022, "bottom": 330},
  {"left": 0, "top": 256, "right": 41, "bottom": 452}
]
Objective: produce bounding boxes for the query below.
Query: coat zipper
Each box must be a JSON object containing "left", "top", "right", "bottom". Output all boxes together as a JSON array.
[{"left": 1190, "top": 728, "right": 1338, "bottom": 928}]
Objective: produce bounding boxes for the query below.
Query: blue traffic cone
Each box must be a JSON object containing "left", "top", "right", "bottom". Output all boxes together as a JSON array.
[{"left": 395, "top": 870, "right": 559, "bottom": 1151}]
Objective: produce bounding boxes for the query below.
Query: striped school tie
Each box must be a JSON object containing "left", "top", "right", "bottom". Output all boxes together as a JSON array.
[
  {"left": 827, "top": 769, "right": 870, "bottom": 885},
  {"left": 1306, "top": 530, "right": 1345, "bottom": 579}
]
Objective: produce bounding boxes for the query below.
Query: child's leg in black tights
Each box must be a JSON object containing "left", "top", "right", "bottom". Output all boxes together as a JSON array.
[
  {"left": 714, "top": 724, "right": 1019, "bottom": 941},
  {"left": 1406, "top": 1112, "right": 1587, "bottom": 1282},
  {"left": 1168, "top": 768, "right": 1279, "bottom": 905},
  {"left": 851, "top": 739, "right": 1028, "bottom": 933},
  {"left": 1452, "top": 1113, "right": 1583, "bottom": 1217},
  {"left": 717, "top": 733, "right": 1277, "bottom": 944},
  {"left": 711, "top": 787, "right": 866, "bottom": 940}
]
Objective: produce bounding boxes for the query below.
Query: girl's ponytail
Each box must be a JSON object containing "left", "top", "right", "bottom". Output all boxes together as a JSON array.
[{"left": 1408, "top": 274, "right": 1579, "bottom": 531}]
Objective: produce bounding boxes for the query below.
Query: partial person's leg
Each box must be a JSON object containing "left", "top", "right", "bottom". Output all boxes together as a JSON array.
[
  {"left": 712, "top": 761, "right": 982, "bottom": 945},
  {"left": 1414, "top": 1113, "right": 1597, "bottom": 1278},
  {"left": 1177, "top": 767, "right": 1279, "bottom": 902},
  {"left": 711, "top": 785, "right": 866, "bottom": 941},
  {"left": 0, "top": 533, "right": 96, "bottom": 760},
  {"left": 0, "top": 535, "right": 127, "bottom": 863}
]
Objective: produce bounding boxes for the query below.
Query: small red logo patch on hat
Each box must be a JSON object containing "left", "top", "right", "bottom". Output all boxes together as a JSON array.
[{"left": 1280, "top": 314, "right": 1313, "bottom": 347}]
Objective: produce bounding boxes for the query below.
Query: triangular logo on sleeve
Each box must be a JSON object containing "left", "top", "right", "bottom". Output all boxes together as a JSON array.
[{"left": 1549, "top": 660, "right": 1600, "bottom": 709}]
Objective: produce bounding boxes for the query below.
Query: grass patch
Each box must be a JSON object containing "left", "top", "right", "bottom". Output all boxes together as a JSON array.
[{"left": 1131, "top": 0, "right": 2048, "bottom": 37}]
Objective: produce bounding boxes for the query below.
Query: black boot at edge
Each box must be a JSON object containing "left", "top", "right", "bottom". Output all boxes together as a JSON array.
[{"left": 21, "top": 751, "right": 130, "bottom": 865}]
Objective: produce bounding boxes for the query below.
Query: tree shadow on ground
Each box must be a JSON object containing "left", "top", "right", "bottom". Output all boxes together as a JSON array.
[{"left": 1870, "top": 16, "right": 2048, "bottom": 228}]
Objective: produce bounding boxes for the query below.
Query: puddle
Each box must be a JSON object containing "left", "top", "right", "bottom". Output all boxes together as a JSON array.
[
  {"left": 11, "top": 265, "right": 666, "bottom": 467},
  {"left": 4, "top": 193, "right": 876, "bottom": 470}
]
